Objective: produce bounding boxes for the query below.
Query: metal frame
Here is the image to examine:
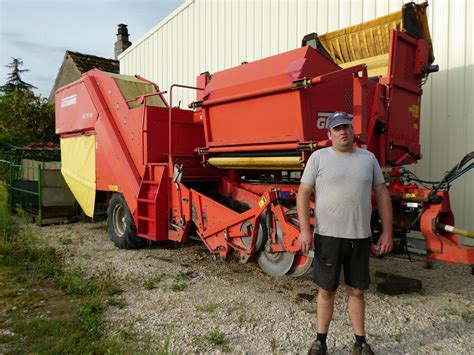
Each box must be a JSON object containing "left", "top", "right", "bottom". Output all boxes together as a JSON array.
[{"left": 0, "top": 159, "right": 43, "bottom": 225}]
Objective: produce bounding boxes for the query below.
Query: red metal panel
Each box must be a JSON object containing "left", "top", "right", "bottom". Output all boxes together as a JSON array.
[
  {"left": 302, "top": 77, "right": 355, "bottom": 142},
  {"left": 201, "top": 46, "right": 342, "bottom": 149},
  {"left": 418, "top": 191, "right": 474, "bottom": 265},
  {"left": 206, "top": 92, "right": 304, "bottom": 146},
  {"left": 82, "top": 72, "right": 142, "bottom": 214},
  {"left": 95, "top": 141, "right": 118, "bottom": 191},
  {"left": 55, "top": 79, "right": 98, "bottom": 134},
  {"left": 92, "top": 72, "right": 146, "bottom": 179},
  {"left": 145, "top": 106, "right": 206, "bottom": 161},
  {"left": 384, "top": 31, "right": 425, "bottom": 165}
]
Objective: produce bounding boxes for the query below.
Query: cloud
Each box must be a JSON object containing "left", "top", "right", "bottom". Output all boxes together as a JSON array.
[
  {"left": 1, "top": 32, "right": 24, "bottom": 40},
  {"left": 0, "top": 0, "right": 185, "bottom": 96},
  {"left": 8, "top": 40, "right": 66, "bottom": 55}
]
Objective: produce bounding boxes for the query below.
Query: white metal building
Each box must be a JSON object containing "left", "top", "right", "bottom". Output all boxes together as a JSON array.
[{"left": 119, "top": 0, "right": 474, "bottom": 235}]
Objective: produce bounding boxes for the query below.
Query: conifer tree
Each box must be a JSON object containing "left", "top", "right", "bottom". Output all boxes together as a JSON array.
[{"left": 0, "top": 57, "right": 37, "bottom": 94}]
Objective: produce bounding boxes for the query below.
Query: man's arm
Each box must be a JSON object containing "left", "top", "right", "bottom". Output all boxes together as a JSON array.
[
  {"left": 297, "top": 182, "right": 314, "bottom": 255},
  {"left": 373, "top": 183, "right": 393, "bottom": 255}
]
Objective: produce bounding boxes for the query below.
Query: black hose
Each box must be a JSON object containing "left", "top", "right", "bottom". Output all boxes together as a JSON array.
[
  {"left": 393, "top": 207, "right": 426, "bottom": 234},
  {"left": 428, "top": 152, "right": 474, "bottom": 200},
  {"left": 446, "top": 163, "right": 474, "bottom": 185}
]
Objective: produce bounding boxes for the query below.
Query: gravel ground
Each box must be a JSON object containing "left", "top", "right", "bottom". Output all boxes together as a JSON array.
[{"left": 35, "top": 221, "right": 474, "bottom": 354}]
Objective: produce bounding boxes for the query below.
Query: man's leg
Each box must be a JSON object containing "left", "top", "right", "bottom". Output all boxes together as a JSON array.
[
  {"left": 308, "top": 288, "right": 336, "bottom": 354},
  {"left": 317, "top": 288, "right": 336, "bottom": 333},
  {"left": 346, "top": 286, "right": 365, "bottom": 336},
  {"left": 343, "top": 239, "right": 374, "bottom": 354},
  {"left": 309, "top": 235, "right": 342, "bottom": 354}
]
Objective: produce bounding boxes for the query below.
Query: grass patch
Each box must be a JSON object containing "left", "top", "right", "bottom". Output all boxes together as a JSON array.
[
  {"left": 206, "top": 329, "right": 225, "bottom": 346},
  {"left": 107, "top": 296, "right": 127, "bottom": 309},
  {"left": 368, "top": 333, "right": 382, "bottom": 341},
  {"left": 446, "top": 307, "right": 474, "bottom": 323},
  {"left": 302, "top": 306, "right": 316, "bottom": 314},
  {"left": 196, "top": 303, "right": 217, "bottom": 314},
  {"left": 237, "top": 313, "right": 257, "bottom": 326},
  {"left": 155, "top": 325, "right": 174, "bottom": 354},
  {"left": 171, "top": 271, "right": 191, "bottom": 292},
  {"left": 171, "top": 279, "right": 188, "bottom": 292},
  {"left": 59, "top": 236, "right": 74, "bottom": 245},
  {"left": 118, "top": 328, "right": 136, "bottom": 341},
  {"left": 193, "top": 328, "right": 230, "bottom": 352},
  {"left": 144, "top": 279, "right": 156, "bottom": 290},
  {"left": 271, "top": 337, "right": 278, "bottom": 353},
  {"left": 144, "top": 273, "right": 165, "bottom": 290},
  {"left": 0, "top": 182, "right": 132, "bottom": 353},
  {"left": 393, "top": 332, "right": 402, "bottom": 343},
  {"left": 461, "top": 310, "right": 474, "bottom": 323}
]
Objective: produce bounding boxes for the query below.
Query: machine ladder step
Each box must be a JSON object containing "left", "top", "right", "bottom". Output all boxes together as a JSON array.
[
  {"left": 137, "top": 198, "right": 155, "bottom": 203},
  {"left": 142, "top": 180, "right": 160, "bottom": 185},
  {"left": 138, "top": 216, "right": 155, "bottom": 222},
  {"left": 136, "top": 165, "right": 167, "bottom": 242}
]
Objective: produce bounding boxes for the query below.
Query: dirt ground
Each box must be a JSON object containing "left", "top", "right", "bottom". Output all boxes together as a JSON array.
[{"left": 35, "top": 221, "right": 474, "bottom": 354}]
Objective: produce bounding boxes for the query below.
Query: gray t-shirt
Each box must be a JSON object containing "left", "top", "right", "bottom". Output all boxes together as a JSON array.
[{"left": 300, "top": 147, "right": 385, "bottom": 239}]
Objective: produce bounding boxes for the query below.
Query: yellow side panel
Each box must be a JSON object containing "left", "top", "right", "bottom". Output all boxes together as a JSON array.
[
  {"left": 318, "top": 3, "right": 433, "bottom": 78},
  {"left": 60, "top": 135, "right": 96, "bottom": 217},
  {"left": 339, "top": 53, "right": 390, "bottom": 78},
  {"left": 319, "top": 11, "right": 402, "bottom": 65}
]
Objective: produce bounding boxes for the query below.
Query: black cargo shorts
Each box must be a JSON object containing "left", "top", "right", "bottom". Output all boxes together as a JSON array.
[{"left": 313, "top": 233, "right": 371, "bottom": 292}]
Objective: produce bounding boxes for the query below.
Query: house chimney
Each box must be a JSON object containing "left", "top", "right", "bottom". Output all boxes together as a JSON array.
[{"left": 114, "top": 24, "right": 132, "bottom": 59}]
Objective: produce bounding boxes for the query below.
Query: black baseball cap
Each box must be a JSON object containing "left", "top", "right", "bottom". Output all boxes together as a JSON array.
[{"left": 326, "top": 111, "right": 352, "bottom": 129}]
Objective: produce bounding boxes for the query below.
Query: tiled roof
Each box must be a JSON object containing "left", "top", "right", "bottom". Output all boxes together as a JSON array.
[{"left": 66, "top": 50, "right": 119, "bottom": 74}]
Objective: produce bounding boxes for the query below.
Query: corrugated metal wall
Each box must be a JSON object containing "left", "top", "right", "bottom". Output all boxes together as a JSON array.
[{"left": 120, "top": 0, "right": 474, "bottom": 233}]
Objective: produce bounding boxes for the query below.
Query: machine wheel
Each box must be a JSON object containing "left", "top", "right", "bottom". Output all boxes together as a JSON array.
[
  {"left": 257, "top": 247, "right": 295, "bottom": 276},
  {"left": 287, "top": 254, "right": 313, "bottom": 277},
  {"left": 256, "top": 211, "right": 295, "bottom": 276},
  {"left": 107, "top": 193, "right": 146, "bottom": 249},
  {"left": 240, "top": 220, "right": 267, "bottom": 252},
  {"left": 285, "top": 208, "right": 313, "bottom": 277}
]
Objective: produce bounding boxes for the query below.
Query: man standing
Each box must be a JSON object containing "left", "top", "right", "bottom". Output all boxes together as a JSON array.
[{"left": 297, "top": 112, "right": 393, "bottom": 355}]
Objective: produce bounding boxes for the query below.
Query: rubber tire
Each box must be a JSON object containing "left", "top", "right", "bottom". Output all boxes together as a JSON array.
[{"left": 107, "top": 193, "right": 146, "bottom": 249}]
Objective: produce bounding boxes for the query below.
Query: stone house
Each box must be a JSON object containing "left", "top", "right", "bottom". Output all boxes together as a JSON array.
[{"left": 49, "top": 24, "right": 131, "bottom": 102}]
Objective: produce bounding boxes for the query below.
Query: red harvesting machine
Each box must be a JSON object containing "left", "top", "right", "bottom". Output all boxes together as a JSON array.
[{"left": 55, "top": 2, "right": 473, "bottom": 277}]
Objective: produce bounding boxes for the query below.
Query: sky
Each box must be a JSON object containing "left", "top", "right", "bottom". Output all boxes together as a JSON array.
[{"left": 0, "top": 0, "right": 185, "bottom": 98}]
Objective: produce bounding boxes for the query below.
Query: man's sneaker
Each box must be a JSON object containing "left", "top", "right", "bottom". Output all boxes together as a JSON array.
[
  {"left": 352, "top": 342, "right": 374, "bottom": 355},
  {"left": 307, "top": 340, "right": 327, "bottom": 355}
]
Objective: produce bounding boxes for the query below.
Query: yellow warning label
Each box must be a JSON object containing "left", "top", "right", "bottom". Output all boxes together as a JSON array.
[
  {"left": 258, "top": 196, "right": 267, "bottom": 208},
  {"left": 108, "top": 184, "right": 119, "bottom": 191},
  {"left": 405, "top": 193, "right": 416, "bottom": 198},
  {"left": 408, "top": 105, "right": 420, "bottom": 118}
]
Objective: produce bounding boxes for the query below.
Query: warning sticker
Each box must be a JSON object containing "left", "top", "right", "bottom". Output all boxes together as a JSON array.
[
  {"left": 444, "top": 225, "right": 454, "bottom": 232},
  {"left": 258, "top": 196, "right": 267, "bottom": 208},
  {"left": 408, "top": 105, "right": 420, "bottom": 118}
]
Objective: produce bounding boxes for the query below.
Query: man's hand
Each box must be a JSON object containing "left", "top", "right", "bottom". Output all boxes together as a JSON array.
[
  {"left": 298, "top": 229, "right": 313, "bottom": 255},
  {"left": 373, "top": 183, "right": 393, "bottom": 256},
  {"left": 376, "top": 231, "right": 393, "bottom": 255},
  {"left": 297, "top": 182, "right": 314, "bottom": 255}
]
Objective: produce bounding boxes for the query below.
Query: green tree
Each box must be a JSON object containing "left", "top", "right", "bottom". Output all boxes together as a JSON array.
[
  {"left": 0, "top": 57, "right": 37, "bottom": 94},
  {"left": 0, "top": 59, "right": 55, "bottom": 147}
]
